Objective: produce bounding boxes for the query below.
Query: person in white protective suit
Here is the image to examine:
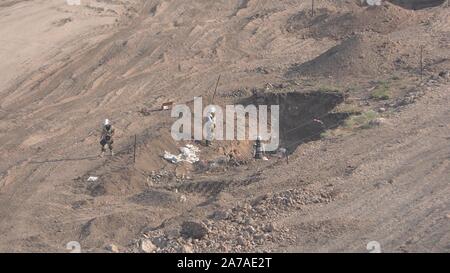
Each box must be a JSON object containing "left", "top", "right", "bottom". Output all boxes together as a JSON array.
[{"left": 205, "top": 107, "right": 216, "bottom": 146}]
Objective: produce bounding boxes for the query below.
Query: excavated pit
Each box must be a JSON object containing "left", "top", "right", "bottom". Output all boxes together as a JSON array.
[
  {"left": 244, "top": 91, "right": 351, "bottom": 154},
  {"left": 389, "top": 0, "right": 446, "bottom": 10},
  {"left": 78, "top": 91, "right": 352, "bottom": 197}
]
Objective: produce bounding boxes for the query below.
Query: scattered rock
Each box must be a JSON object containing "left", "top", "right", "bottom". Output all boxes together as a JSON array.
[
  {"left": 255, "top": 67, "right": 269, "bottom": 74},
  {"left": 140, "top": 239, "right": 157, "bottom": 253},
  {"left": 246, "top": 225, "right": 257, "bottom": 234},
  {"left": 254, "top": 234, "right": 266, "bottom": 244},
  {"left": 438, "top": 71, "right": 449, "bottom": 79},
  {"left": 165, "top": 229, "right": 180, "bottom": 240},
  {"left": 262, "top": 223, "right": 277, "bottom": 233},
  {"left": 181, "top": 221, "right": 209, "bottom": 239},
  {"left": 138, "top": 107, "right": 153, "bottom": 116},
  {"left": 237, "top": 236, "right": 247, "bottom": 246},
  {"left": 180, "top": 244, "right": 194, "bottom": 253},
  {"left": 105, "top": 243, "right": 119, "bottom": 253},
  {"left": 219, "top": 244, "right": 229, "bottom": 252},
  {"left": 369, "top": 117, "right": 389, "bottom": 127},
  {"left": 212, "top": 209, "right": 231, "bottom": 220},
  {"left": 134, "top": 187, "right": 335, "bottom": 252},
  {"left": 179, "top": 194, "right": 187, "bottom": 202},
  {"left": 245, "top": 218, "right": 255, "bottom": 226}
]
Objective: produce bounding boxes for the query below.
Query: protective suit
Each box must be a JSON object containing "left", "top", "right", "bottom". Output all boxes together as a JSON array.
[
  {"left": 100, "top": 119, "right": 115, "bottom": 156},
  {"left": 205, "top": 107, "right": 216, "bottom": 146},
  {"left": 253, "top": 136, "right": 265, "bottom": 159}
]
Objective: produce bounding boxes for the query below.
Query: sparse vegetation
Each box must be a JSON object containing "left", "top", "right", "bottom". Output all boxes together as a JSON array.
[
  {"left": 320, "top": 128, "right": 348, "bottom": 139},
  {"left": 371, "top": 81, "right": 391, "bottom": 100},
  {"left": 317, "top": 85, "right": 340, "bottom": 93},
  {"left": 345, "top": 86, "right": 357, "bottom": 93},
  {"left": 344, "top": 110, "right": 378, "bottom": 129},
  {"left": 334, "top": 103, "right": 363, "bottom": 114},
  {"left": 321, "top": 105, "right": 374, "bottom": 139}
]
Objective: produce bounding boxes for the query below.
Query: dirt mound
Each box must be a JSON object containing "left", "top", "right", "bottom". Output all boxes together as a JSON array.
[
  {"left": 129, "top": 189, "right": 178, "bottom": 207},
  {"left": 78, "top": 212, "right": 151, "bottom": 250},
  {"left": 287, "top": 2, "right": 418, "bottom": 40},
  {"left": 287, "top": 34, "right": 404, "bottom": 78},
  {"left": 73, "top": 124, "right": 254, "bottom": 198}
]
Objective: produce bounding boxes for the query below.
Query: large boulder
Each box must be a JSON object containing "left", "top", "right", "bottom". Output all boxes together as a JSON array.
[
  {"left": 105, "top": 243, "right": 119, "bottom": 253},
  {"left": 140, "top": 239, "right": 157, "bottom": 253},
  {"left": 180, "top": 221, "right": 209, "bottom": 239}
]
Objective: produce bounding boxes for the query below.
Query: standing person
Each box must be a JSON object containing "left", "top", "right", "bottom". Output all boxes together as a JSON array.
[
  {"left": 205, "top": 107, "right": 216, "bottom": 146},
  {"left": 100, "top": 119, "right": 115, "bottom": 157},
  {"left": 253, "top": 136, "right": 265, "bottom": 159}
]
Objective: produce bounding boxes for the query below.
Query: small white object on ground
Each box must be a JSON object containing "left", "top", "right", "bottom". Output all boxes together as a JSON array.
[
  {"left": 87, "top": 176, "right": 98, "bottom": 182},
  {"left": 363, "top": 0, "right": 382, "bottom": 6},
  {"left": 163, "top": 144, "right": 200, "bottom": 164},
  {"left": 313, "top": 118, "right": 324, "bottom": 125},
  {"left": 179, "top": 195, "right": 187, "bottom": 202}
]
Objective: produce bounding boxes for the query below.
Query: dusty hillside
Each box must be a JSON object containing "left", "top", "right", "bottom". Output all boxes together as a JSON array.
[{"left": 0, "top": 0, "right": 448, "bottom": 252}]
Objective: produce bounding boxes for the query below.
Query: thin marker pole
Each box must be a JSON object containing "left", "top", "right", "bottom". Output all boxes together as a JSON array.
[
  {"left": 420, "top": 45, "right": 424, "bottom": 82},
  {"left": 133, "top": 135, "right": 137, "bottom": 164},
  {"left": 212, "top": 75, "right": 221, "bottom": 104}
]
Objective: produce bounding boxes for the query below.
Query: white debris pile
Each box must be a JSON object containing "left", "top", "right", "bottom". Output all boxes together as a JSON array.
[
  {"left": 362, "top": 0, "right": 382, "bottom": 6},
  {"left": 163, "top": 144, "right": 200, "bottom": 164},
  {"left": 87, "top": 176, "right": 98, "bottom": 182}
]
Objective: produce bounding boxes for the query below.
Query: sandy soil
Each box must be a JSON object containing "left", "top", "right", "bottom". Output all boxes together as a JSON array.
[{"left": 0, "top": 0, "right": 448, "bottom": 252}]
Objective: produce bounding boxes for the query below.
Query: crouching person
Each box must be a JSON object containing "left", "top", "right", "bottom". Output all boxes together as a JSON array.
[{"left": 253, "top": 136, "right": 265, "bottom": 159}]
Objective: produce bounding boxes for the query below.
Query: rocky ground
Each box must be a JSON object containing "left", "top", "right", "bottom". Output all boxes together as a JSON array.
[{"left": 0, "top": 0, "right": 449, "bottom": 253}]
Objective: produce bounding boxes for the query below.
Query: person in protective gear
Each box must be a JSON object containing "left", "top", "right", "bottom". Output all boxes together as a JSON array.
[
  {"left": 253, "top": 136, "right": 265, "bottom": 159},
  {"left": 205, "top": 107, "right": 216, "bottom": 146},
  {"left": 100, "top": 119, "right": 115, "bottom": 157}
]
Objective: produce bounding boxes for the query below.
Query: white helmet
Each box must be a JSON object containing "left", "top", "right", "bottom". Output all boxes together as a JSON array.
[
  {"left": 207, "top": 107, "right": 217, "bottom": 117},
  {"left": 104, "top": 119, "right": 110, "bottom": 126}
]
